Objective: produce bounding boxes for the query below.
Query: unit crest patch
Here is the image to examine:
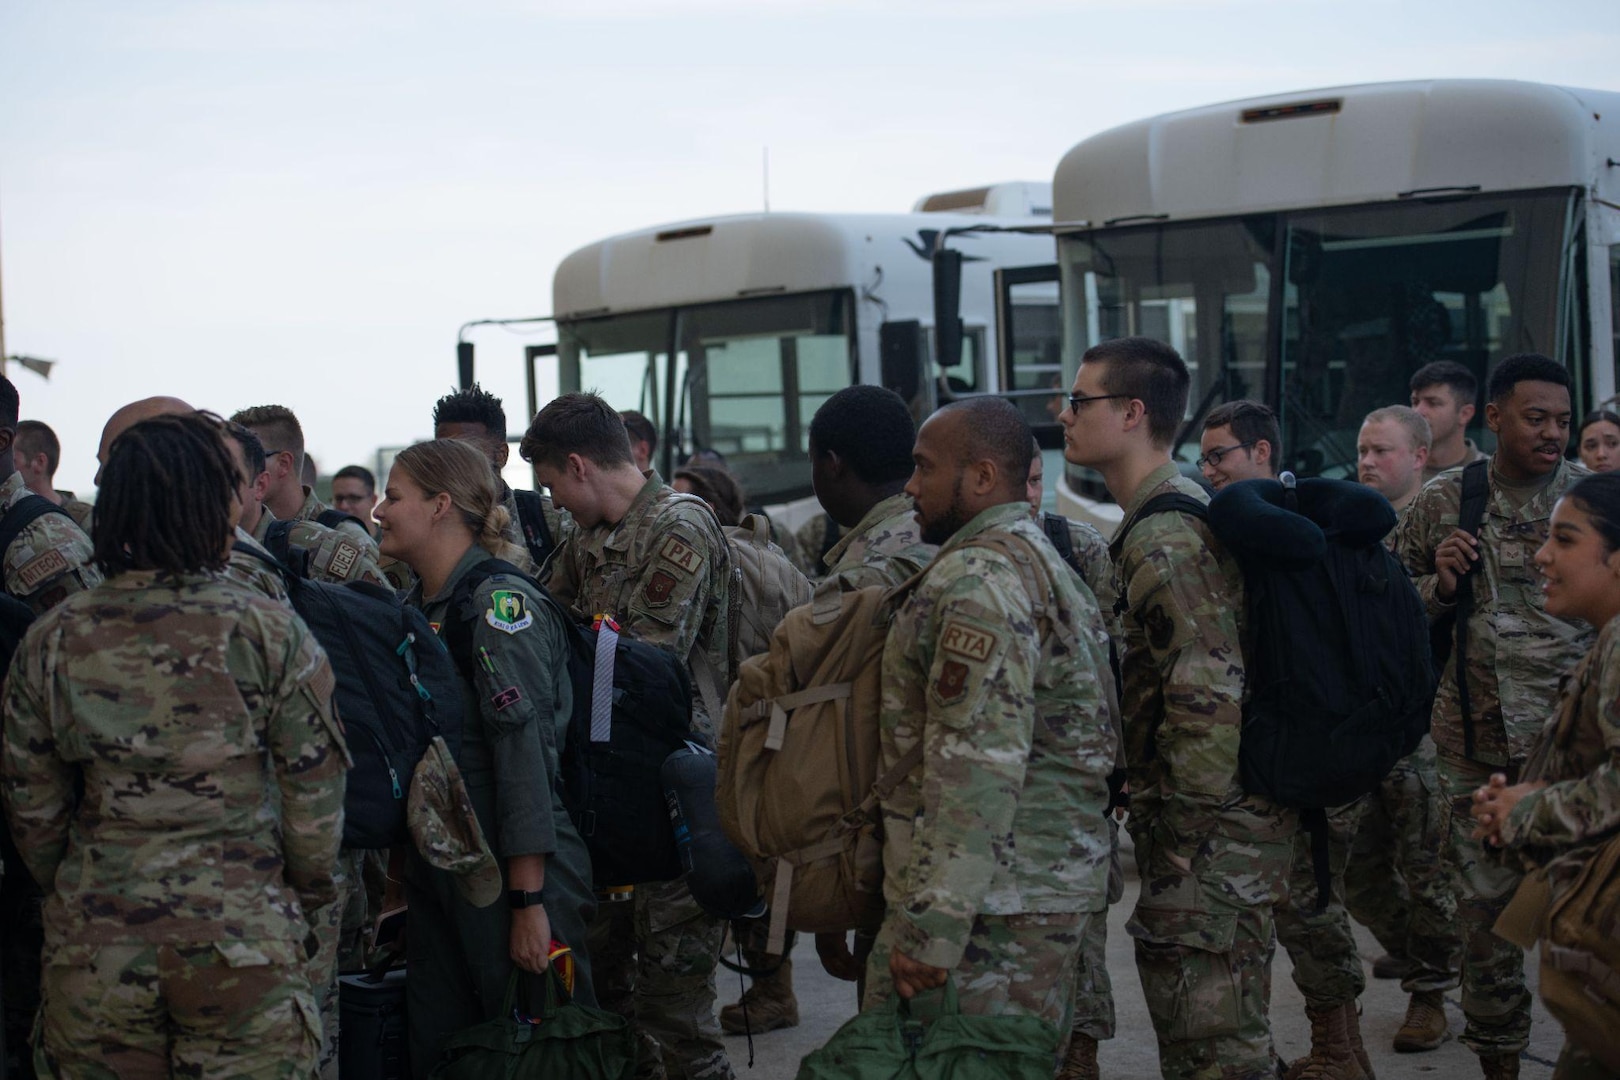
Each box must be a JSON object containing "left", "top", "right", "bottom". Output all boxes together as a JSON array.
[{"left": 486, "top": 590, "right": 534, "bottom": 634}]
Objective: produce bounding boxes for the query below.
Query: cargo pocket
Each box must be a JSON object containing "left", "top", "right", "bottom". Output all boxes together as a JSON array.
[{"left": 1126, "top": 910, "right": 1242, "bottom": 1043}]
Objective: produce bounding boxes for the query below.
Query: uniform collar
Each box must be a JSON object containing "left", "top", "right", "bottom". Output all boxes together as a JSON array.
[
  {"left": 420, "top": 543, "right": 497, "bottom": 606},
  {"left": 602, "top": 472, "right": 668, "bottom": 554},
  {"left": 0, "top": 471, "right": 27, "bottom": 508},
  {"left": 251, "top": 506, "right": 276, "bottom": 543},
  {"left": 1118, "top": 461, "right": 1186, "bottom": 522},
  {"left": 101, "top": 568, "right": 219, "bottom": 590},
  {"left": 933, "top": 502, "right": 1029, "bottom": 560},
  {"left": 297, "top": 487, "right": 327, "bottom": 523},
  {"left": 823, "top": 491, "right": 913, "bottom": 570}
]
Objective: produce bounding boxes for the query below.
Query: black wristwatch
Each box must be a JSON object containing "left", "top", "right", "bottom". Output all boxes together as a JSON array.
[{"left": 508, "top": 889, "right": 545, "bottom": 910}]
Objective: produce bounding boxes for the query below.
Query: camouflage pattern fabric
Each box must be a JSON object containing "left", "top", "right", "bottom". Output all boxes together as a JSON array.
[
  {"left": 544, "top": 472, "right": 733, "bottom": 1080},
  {"left": 498, "top": 483, "right": 572, "bottom": 578},
  {"left": 1274, "top": 799, "right": 1368, "bottom": 1009},
  {"left": 862, "top": 910, "right": 1088, "bottom": 1028},
  {"left": 406, "top": 545, "right": 597, "bottom": 1076},
  {"left": 874, "top": 502, "right": 1114, "bottom": 990},
  {"left": 54, "top": 492, "right": 93, "bottom": 535},
  {"left": 252, "top": 507, "right": 391, "bottom": 589},
  {"left": 817, "top": 492, "right": 933, "bottom": 591},
  {"left": 1071, "top": 817, "right": 1124, "bottom": 1041},
  {"left": 35, "top": 941, "right": 320, "bottom": 1079},
  {"left": 1394, "top": 455, "right": 1594, "bottom": 766},
  {"left": 0, "top": 471, "right": 101, "bottom": 614},
  {"left": 792, "top": 513, "right": 837, "bottom": 579},
  {"left": 226, "top": 528, "right": 292, "bottom": 603},
  {"left": 296, "top": 486, "right": 378, "bottom": 550},
  {"left": 1042, "top": 510, "right": 1121, "bottom": 640},
  {"left": 1344, "top": 736, "right": 1463, "bottom": 994},
  {"left": 0, "top": 570, "right": 346, "bottom": 1075},
  {"left": 1422, "top": 438, "right": 1488, "bottom": 484},
  {"left": 1109, "top": 462, "right": 1296, "bottom": 1079}
]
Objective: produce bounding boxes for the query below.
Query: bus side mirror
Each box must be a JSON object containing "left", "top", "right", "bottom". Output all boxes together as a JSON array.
[
  {"left": 933, "top": 248, "right": 964, "bottom": 374},
  {"left": 457, "top": 342, "right": 475, "bottom": 389},
  {"left": 880, "top": 321, "right": 924, "bottom": 403}
]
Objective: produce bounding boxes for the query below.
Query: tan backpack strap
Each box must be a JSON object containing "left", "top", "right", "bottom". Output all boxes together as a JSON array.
[
  {"left": 754, "top": 683, "right": 854, "bottom": 751},
  {"left": 854, "top": 740, "right": 926, "bottom": 819},
  {"left": 741, "top": 513, "right": 772, "bottom": 548}
]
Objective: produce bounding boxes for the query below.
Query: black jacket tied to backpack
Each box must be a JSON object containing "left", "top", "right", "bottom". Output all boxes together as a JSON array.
[{"left": 1206, "top": 475, "right": 1435, "bottom": 812}]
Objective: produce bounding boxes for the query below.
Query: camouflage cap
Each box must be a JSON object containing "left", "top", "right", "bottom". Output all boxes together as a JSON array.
[{"left": 407, "top": 735, "right": 501, "bottom": 908}]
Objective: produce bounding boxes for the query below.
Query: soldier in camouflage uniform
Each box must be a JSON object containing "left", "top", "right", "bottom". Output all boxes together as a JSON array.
[
  {"left": 1063, "top": 339, "right": 1296, "bottom": 1080},
  {"left": 379, "top": 438, "right": 596, "bottom": 1078},
  {"left": 14, "top": 421, "right": 95, "bottom": 534},
  {"left": 792, "top": 512, "right": 841, "bottom": 579},
  {"left": 864, "top": 396, "right": 1114, "bottom": 1037},
  {"left": 1395, "top": 354, "right": 1595, "bottom": 1080},
  {"left": 525, "top": 392, "right": 736, "bottom": 1080},
  {"left": 1, "top": 411, "right": 346, "bottom": 1078},
  {"left": 1350, "top": 405, "right": 1463, "bottom": 1053},
  {"left": 1470, "top": 471, "right": 1620, "bottom": 1080},
  {"left": 1027, "top": 444, "right": 1126, "bottom": 1080}
]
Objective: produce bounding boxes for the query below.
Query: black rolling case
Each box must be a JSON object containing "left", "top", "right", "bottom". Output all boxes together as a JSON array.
[{"left": 339, "top": 968, "right": 409, "bottom": 1080}]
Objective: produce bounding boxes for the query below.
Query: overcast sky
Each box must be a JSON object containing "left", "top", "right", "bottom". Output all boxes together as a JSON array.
[{"left": 3, "top": 0, "right": 1617, "bottom": 494}]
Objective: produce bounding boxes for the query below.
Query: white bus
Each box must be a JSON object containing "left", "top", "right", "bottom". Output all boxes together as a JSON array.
[
  {"left": 1048, "top": 79, "right": 1620, "bottom": 527},
  {"left": 546, "top": 182, "right": 1062, "bottom": 518}
]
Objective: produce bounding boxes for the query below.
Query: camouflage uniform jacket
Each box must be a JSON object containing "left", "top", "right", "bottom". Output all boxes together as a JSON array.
[
  {"left": 1395, "top": 455, "right": 1594, "bottom": 766},
  {"left": 55, "top": 490, "right": 94, "bottom": 534},
  {"left": 498, "top": 484, "right": 572, "bottom": 578},
  {"left": 819, "top": 492, "right": 936, "bottom": 591},
  {"left": 253, "top": 506, "right": 391, "bottom": 589},
  {"left": 225, "top": 527, "right": 291, "bottom": 603},
  {"left": 0, "top": 471, "right": 101, "bottom": 614},
  {"left": 1040, "top": 510, "right": 1120, "bottom": 642},
  {"left": 1109, "top": 463, "right": 1284, "bottom": 858},
  {"left": 879, "top": 501, "right": 1116, "bottom": 970},
  {"left": 1422, "top": 438, "right": 1488, "bottom": 485},
  {"left": 543, "top": 472, "right": 730, "bottom": 740},
  {"left": 0, "top": 570, "right": 347, "bottom": 954},
  {"left": 1503, "top": 614, "right": 1620, "bottom": 887}
]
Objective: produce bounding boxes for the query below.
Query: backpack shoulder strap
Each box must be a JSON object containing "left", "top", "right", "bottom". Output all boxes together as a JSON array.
[
  {"left": 1042, "top": 513, "right": 1082, "bottom": 577},
  {"left": 1457, "top": 458, "right": 1490, "bottom": 535},
  {"left": 1110, "top": 491, "right": 1209, "bottom": 615},
  {"left": 512, "top": 489, "right": 556, "bottom": 571},
  {"left": 1454, "top": 457, "right": 1492, "bottom": 758},
  {"left": 316, "top": 507, "right": 368, "bottom": 534},
  {"left": 262, "top": 519, "right": 312, "bottom": 578},
  {"left": 441, "top": 557, "right": 547, "bottom": 682}
]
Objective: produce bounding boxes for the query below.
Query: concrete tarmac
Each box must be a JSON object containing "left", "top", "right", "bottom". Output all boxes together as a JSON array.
[{"left": 713, "top": 836, "right": 1564, "bottom": 1079}]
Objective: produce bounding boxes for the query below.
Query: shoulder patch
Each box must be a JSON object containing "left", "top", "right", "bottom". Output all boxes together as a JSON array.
[
  {"left": 15, "top": 549, "right": 68, "bottom": 593},
  {"left": 940, "top": 619, "right": 997, "bottom": 662},
  {"left": 485, "top": 590, "right": 534, "bottom": 634},
  {"left": 327, "top": 541, "right": 360, "bottom": 580},
  {"left": 936, "top": 659, "right": 970, "bottom": 703},
  {"left": 644, "top": 569, "right": 677, "bottom": 607},
  {"left": 657, "top": 536, "right": 704, "bottom": 576}
]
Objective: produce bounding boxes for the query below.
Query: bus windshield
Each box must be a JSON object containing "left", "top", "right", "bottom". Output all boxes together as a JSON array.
[
  {"left": 1059, "top": 188, "right": 1582, "bottom": 496},
  {"left": 558, "top": 290, "right": 855, "bottom": 501}
]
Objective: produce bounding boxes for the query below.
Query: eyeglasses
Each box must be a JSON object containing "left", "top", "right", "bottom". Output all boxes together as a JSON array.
[
  {"left": 1065, "top": 392, "right": 1131, "bottom": 414},
  {"left": 1195, "top": 441, "right": 1257, "bottom": 470}
]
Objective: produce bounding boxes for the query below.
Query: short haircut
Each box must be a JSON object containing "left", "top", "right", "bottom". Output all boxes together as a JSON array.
[
  {"left": 224, "top": 421, "right": 268, "bottom": 478},
  {"left": 1080, "top": 337, "right": 1189, "bottom": 448},
  {"left": 519, "top": 392, "right": 635, "bottom": 470},
  {"left": 334, "top": 464, "right": 376, "bottom": 493},
  {"left": 674, "top": 463, "right": 745, "bottom": 527},
  {"left": 0, "top": 376, "right": 18, "bottom": 430},
  {"left": 808, "top": 386, "right": 916, "bottom": 485},
  {"left": 1488, "top": 353, "right": 1571, "bottom": 403},
  {"left": 1204, "top": 400, "right": 1282, "bottom": 463},
  {"left": 14, "top": 420, "right": 61, "bottom": 475},
  {"left": 1362, "top": 405, "right": 1431, "bottom": 452},
  {"left": 1409, "top": 361, "right": 1478, "bottom": 407},
  {"left": 95, "top": 412, "right": 238, "bottom": 575},
  {"left": 621, "top": 410, "right": 658, "bottom": 454},
  {"left": 433, "top": 383, "right": 507, "bottom": 440},
  {"left": 230, "top": 405, "right": 305, "bottom": 467},
  {"left": 938, "top": 396, "right": 1034, "bottom": 489}
]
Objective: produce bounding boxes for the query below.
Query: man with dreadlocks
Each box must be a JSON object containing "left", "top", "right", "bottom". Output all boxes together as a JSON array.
[{"left": 1, "top": 411, "right": 347, "bottom": 1077}]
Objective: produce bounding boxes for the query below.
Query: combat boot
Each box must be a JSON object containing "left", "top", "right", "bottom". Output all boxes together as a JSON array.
[
  {"left": 1479, "top": 1053, "right": 1520, "bottom": 1080},
  {"left": 718, "top": 960, "right": 799, "bottom": 1034},
  {"left": 1284, "top": 1003, "right": 1368, "bottom": 1080},
  {"left": 1345, "top": 1002, "right": 1375, "bottom": 1078},
  {"left": 1392, "top": 990, "right": 1447, "bottom": 1052},
  {"left": 1371, "top": 952, "right": 1415, "bottom": 980},
  {"left": 1056, "top": 1033, "right": 1099, "bottom": 1080}
]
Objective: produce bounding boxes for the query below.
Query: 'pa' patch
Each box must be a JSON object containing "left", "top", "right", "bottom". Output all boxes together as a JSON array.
[
  {"left": 492, "top": 686, "right": 523, "bottom": 712},
  {"left": 936, "top": 660, "right": 970, "bottom": 703},
  {"left": 15, "top": 549, "right": 67, "bottom": 593},
  {"left": 486, "top": 590, "right": 534, "bottom": 634},
  {"left": 940, "top": 620, "right": 996, "bottom": 662},
  {"left": 644, "top": 570, "right": 677, "bottom": 607},
  {"left": 658, "top": 537, "right": 704, "bottom": 575}
]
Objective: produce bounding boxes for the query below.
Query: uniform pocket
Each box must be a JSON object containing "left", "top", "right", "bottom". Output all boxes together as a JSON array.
[{"left": 1127, "top": 911, "right": 1242, "bottom": 1042}]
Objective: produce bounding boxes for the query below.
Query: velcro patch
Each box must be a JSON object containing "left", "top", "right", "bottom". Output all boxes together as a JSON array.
[
  {"left": 328, "top": 541, "right": 360, "bottom": 580},
  {"left": 644, "top": 570, "right": 677, "bottom": 607},
  {"left": 940, "top": 620, "right": 996, "bottom": 662},
  {"left": 15, "top": 549, "right": 68, "bottom": 593},
  {"left": 658, "top": 536, "right": 704, "bottom": 575},
  {"left": 492, "top": 686, "right": 523, "bottom": 712},
  {"left": 309, "top": 657, "right": 338, "bottom": 704},
  {"left": 936, "top": 660, "right": 970, "bottom": 702}
]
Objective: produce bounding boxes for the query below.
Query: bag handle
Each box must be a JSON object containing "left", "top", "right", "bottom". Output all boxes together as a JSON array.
[{"left": 500, "top": 944, "right": 578, "bottom": 1021}]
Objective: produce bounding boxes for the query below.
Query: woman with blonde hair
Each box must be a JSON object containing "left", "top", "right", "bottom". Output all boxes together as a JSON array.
[{"left": 375, "top": 438, "right": 594, "bottom": 1077}]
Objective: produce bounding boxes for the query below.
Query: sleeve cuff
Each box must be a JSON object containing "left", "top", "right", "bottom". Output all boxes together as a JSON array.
[{"left": 892, "top": 909, "right": 967, "bottom": 971}]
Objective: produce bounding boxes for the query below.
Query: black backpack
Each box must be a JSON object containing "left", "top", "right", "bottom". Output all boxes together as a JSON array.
[
  {"left": 262, "top": 508, "right": 372, "bottom": 577},
  {"left": 511, "top": 490, "right": 557, "bottom": 572},
  {"left": 0, "top": 494, "right": 67, "bottom": 652},
  {"left": 441, "top": 558, "right": 694, "bottom": 889},
  {"left": 1431, "top": 459, "right": 1490, "bottom": 758},
  {"left": 235, "top": 542, "right": 464, "bottom": 849}
]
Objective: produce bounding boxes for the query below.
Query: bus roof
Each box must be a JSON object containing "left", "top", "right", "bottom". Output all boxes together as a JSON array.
[
  {"left": 552, "top": 210, "right": 1048, "bottom": 320},
  {"left": 1053, "top": 79, "right": 1620, "bottom": 227}
]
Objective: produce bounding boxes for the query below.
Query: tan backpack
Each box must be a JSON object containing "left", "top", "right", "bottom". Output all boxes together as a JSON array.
[
  {"left": 724, "top": 514, "right": 814, "bottom": 679},
  {"left": 716, "top": 583, "right": 918, "bottom": 955},
  {"left": 1538, "top": 832, "right": 1620, "bottom": 1071}
]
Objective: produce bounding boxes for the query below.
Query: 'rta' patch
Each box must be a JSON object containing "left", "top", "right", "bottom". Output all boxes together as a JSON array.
[
  {"left": 658, "top": 537, "right": 704, "bottom": 575},
  {"left": 14, "top": 549, "right": 67, "bottom": 592},
  {"left": 940, "top": 620, "right": 996, "bottom": 662},
  {"left": 644, "top": 570, "right": 677, "bottom": 607},
  {"left": 1144, "top": 603, "right": 1175, "bottom": 651},
  {"left": 936, "top": 660, "right": 970, "bottom": 703}
]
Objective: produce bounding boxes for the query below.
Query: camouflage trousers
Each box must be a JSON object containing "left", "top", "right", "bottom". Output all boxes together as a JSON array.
[
  {"left": 1274, "top": 799, "right": 1366, "bottom": 1009},
  {"left": 1344, "top": 738, "right": 1463, "bottom": 994},
  {"left": 1436, "top": 750, "right": 1532, "bottom": 1056},
  {"left": 35, "top": 939, "right": 319, "bottom": 1079},
  {"left": 586, "top": 878, "right": 735, "bottom": 1080},
  {"left": 1071, "top": 815, "right": 1124, "bottom": 1041},
  {"left": 861, "top": 910, "right": 1087, "bottom": 1029},
  {"left": 1127, "top": 804, "right": 1294, "bottom": 1080}
]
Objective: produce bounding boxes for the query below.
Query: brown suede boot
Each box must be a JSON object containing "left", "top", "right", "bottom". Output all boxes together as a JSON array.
[
  {"left": 1479, "top": 1053, "right": 1520, "bottom": 1080},
  {"left": 1392, "top": 990, "right": 1448, "bottom": 1052},
  {"left": 1055, "top": 1033, "right": 1099, "bottom": 1080},
  {"left": 719, "top": 959, "right": 799, "bottom": 1034},
  {"left": 1344, "top": 1002, "right": 1375, "bottom": 1079},
  {"left": 1284, "top": 1003, "right": 1369, "bottom": 1080}
]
